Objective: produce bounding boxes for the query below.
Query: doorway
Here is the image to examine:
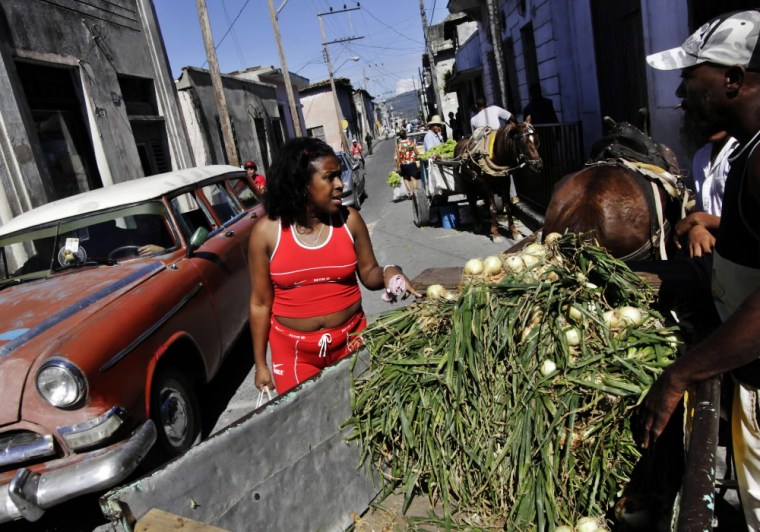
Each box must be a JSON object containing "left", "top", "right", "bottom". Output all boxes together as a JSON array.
[
  {"left": 591, "top": 0, "right": 648, "bottom": 125},
  {"left": 15, "top": 61, "right": 102, "bottom": 199}
]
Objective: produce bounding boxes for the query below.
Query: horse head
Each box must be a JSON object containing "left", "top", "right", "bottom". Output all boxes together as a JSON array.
[{"left": 506, "top": 121, "right": 543, "bottom": 173}]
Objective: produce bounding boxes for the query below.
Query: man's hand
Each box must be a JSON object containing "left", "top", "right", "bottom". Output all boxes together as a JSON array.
[
  {"left": 635, "top": 368, "right": 689, "bottom": 449},
  {"left": 685, "top": 224, "right": 716, "bottom": 257},
  {"left": 138, "top": 244, "right": 165, "bottom": 256},
  {"left": 673, "top": 212, "right": 719, "bottom": 257}
]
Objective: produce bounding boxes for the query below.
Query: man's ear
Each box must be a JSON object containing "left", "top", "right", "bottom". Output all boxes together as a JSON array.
[{"left": 725, "top": 65, "right": 746, "bottom": 96}]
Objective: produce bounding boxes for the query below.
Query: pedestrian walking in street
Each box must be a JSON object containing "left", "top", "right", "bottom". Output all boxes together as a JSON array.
[
  {"left": 351, "top": 138, "right": 365, "bottom": 168},
  {"left": 248, "top": 137, "right": 420, "bottom": 395},
  {"left": 365, "top": 133, "right": 373, "bottom": 155},
  {"left": 395, "top": 130, "right": 420, "bottom": 198}
]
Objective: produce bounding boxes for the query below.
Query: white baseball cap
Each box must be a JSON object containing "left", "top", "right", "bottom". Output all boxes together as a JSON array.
[{"left": 647, "top": 9, "right": 760, "bottom": 71}]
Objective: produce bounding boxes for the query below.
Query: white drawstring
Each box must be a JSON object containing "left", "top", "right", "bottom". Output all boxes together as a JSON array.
[{"left": 317, "top": 333, "right": 332, "bottom": 358}]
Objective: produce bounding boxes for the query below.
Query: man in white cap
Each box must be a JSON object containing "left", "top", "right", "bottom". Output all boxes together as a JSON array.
[
  {"left": 636, "top": 9, "right": 760, "bottom": 528},
  {"left": 424, "top": 115, "right": 445, "bottom": 152}
]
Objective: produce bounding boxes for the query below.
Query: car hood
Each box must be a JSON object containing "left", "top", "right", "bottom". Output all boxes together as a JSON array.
[{"left": 0, "top": 262, "right": 164, "bottom": 424}]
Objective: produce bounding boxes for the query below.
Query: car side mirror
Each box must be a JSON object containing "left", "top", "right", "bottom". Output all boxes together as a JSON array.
[{"left": 186, "top": 227, "right": 209, "bottom": 257}]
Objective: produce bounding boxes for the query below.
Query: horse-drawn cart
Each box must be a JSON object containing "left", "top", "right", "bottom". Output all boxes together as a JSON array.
[{"left": 410, "top": 158, "right": 469, "bottom": 227}]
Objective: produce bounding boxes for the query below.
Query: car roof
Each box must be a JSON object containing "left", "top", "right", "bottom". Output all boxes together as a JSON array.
[{"left": 0, "top": 165, "right": 243, "bottom": 237}]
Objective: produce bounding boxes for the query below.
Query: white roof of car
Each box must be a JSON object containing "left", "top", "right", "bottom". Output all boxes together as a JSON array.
[{"left": 0, "top": 165, "right": 243, "bottom": 238}]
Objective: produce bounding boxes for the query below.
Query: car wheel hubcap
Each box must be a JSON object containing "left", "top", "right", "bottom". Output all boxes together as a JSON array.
[{"left": 160, "top": 388, "right": 190, "bottom": 447}]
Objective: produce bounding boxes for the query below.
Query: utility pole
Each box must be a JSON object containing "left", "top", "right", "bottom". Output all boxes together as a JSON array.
[
  {"left": 486, "top": 0, "right": 508, "bottom": 108},
  {"left": 195, "top": 0, "right": 238, "bottom": 166},
  {"left": 317, "top": 6, "right": 363, "bottom": 153},
  {"left": 267, "top": 0, "right": 302, "bottom": 137},
  {"left": 418, "top": 0, "right": 443, "bottom": 119}
]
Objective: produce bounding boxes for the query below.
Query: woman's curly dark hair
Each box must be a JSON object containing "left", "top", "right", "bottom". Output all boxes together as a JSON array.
[{"left": 264, "top": 137, "right": 337, "bottom": 224}]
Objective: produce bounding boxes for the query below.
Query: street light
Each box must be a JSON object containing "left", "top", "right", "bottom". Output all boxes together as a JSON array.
[{"left": 334, "top": 56, "right": 360, "bottom": 74}]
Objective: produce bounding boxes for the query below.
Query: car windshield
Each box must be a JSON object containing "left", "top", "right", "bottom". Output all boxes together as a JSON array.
[{"left": 0, "top": 202, "right": 177, "bottom": 279}]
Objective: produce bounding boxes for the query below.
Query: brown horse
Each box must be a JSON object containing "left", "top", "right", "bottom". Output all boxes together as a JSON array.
[
  {"left": 542, "top": 120, "right": 686, "bottom": 261},
  {"left": 455, "top": 122, "right": 543, "bottom": 242}
]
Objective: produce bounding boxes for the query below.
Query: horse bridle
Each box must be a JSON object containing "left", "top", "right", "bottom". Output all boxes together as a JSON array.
[{"left": 510, "top": 123, "right": 542, "bottom": 169}]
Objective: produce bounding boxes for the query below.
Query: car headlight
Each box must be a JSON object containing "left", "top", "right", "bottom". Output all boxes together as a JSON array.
[{"left": 36, "top": 359, "right": 87, "bottom": 408}]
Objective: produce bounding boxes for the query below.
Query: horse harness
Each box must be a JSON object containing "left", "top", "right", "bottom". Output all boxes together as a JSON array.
[
  {"left": 457, "top": 124, "right": 540, "bottom": 178},
  {"left": 588, "top": 158, "right": 689, "bottom": 261}
]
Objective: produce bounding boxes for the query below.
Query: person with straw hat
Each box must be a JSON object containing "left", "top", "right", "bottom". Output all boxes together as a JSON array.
[{"left": 424, "top": 114, "right": 445, "bottom": 151}]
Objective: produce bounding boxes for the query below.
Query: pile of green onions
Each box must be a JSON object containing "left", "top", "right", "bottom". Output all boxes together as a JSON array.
[{"left": 346, "top": 233, "right": 678, "bottom": 530}]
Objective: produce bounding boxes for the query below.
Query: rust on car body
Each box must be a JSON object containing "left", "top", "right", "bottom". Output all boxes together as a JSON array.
[{"left": 0, "top": 165, "right": 264, "bottom": 524}]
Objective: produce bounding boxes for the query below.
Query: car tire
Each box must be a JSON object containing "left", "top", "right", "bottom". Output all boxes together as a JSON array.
[{"left": 150, "top": 367, "right": 202, "bottom": 459}]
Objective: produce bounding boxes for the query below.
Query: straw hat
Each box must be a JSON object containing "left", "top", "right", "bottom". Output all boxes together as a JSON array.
[{"left": 427, "top": 115, "right": 445, "bottom": 127}]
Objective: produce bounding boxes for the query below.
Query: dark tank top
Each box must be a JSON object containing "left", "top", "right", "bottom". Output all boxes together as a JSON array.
[{"left": 715, "top": 146, "right": 760, "bottom": 268}]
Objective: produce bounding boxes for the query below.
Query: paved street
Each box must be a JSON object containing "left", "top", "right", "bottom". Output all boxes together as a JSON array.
[{"left": 7, "top": 138, "right": 528, "bottom": 531}]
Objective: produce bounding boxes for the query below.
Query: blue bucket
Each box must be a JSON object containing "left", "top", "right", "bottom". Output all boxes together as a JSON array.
[{"left": 440, "top": 206, "right": 458, "bottom": 229}]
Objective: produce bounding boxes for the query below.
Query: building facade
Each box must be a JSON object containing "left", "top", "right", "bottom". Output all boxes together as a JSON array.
[
  {"left": 176, "top": 67, "right": 282, "bottom": 172},
  {"left": 446, "top": 0, "right": 756, "bottom": 169},
  {"left": 0, "top": 0, "right": 192, "bottom": 225},
  {"left": 228, "top": 66, "right": 309, "bottom": 142},
  {"left": 300, "top": 78, "right": 358, "bottom": 152}
]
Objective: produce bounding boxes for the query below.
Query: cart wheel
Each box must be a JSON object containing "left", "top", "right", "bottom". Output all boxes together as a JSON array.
[{"left": 412, "top": 186, "right": 431, "bottom": 227}]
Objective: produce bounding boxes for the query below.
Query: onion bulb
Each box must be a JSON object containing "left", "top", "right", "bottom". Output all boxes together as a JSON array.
[
  {"left": 564, "top": 327, "right": 581, "bottom": 346},
  {"left": 463, "top": 258, "right": 484, "bottom": 275},
  {"left": 603, "top": 310, "right": 620, "bottom": 329},
  {"left": 544, "top": 232, "right": 562, "bottom": 245},
  {"left": 426, "top": 284, "right": 446, "bottom": 299},
  {"left": 617, "top": 306, "right": 643, "bottom": 327},
  {"left": 575, "top": 517, "right": 603, "bottom": 532},
  {"left": 523, "top": 242, "right": 546, "bottom": 257},
  {"left": 566, "top": 304, "right": 583, "bottom": 322},
  {"left": 483, "top": 255, "right": 503, "bottom": 276},
  {"left": 503, "top": 255, "right": 525, "bottom": 274},
  {"left": 521, "top": 253, "right": 541, "bottom": 269},
  {"left": 666, "top": 334, "right": 681, "bottom": 349},
  {"left": 540, "top": 359, "right": 557, "bottom": 376},
  {"left": 529, "top": 307, "right": 543, "bottom": 326}
]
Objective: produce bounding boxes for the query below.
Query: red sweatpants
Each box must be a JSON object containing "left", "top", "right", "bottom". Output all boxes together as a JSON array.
[{"left": 269, "top": 311, "right": 366, "bottom": 394}]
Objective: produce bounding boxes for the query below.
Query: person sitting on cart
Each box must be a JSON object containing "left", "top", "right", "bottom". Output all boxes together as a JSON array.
[
  {"left": 424, "top": 115, "right": 445, "bottom": 152},
  {"left": 396, "top": 130, "right": 419, "bottom": 199}
]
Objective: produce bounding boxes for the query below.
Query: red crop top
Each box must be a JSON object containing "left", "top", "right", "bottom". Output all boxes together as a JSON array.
[{"left": 269, "top": 214, "right": 361, "bottom": 318}]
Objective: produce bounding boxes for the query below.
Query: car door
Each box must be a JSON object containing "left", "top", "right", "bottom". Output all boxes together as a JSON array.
[{"left": 170, "top": 188, "right": 248, "bottom": 367}]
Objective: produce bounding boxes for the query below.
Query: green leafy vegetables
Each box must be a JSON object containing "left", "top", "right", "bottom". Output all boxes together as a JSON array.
[{"left": 346, "top": 233, "right": 678, "bottom": 530}]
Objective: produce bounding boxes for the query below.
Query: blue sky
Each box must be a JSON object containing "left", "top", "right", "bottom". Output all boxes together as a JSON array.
[{"left": 153, "top": 0, "right": 449, "bottom": 100}]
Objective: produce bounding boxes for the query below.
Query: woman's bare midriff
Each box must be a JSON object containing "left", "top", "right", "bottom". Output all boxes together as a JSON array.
[{"left": 274, "top": 300, "right": 363, "bottom": 332}]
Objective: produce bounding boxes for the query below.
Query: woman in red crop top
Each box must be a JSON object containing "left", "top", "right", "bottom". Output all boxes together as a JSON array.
[{"left": 248, "top": 137, "right": 421, "bottom": 394}]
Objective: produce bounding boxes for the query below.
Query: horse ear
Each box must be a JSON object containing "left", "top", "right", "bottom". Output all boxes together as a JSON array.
[
  {"left": 603, "top": 116, "right": 617, "bottom": 131},
  {"left": 525, "top": 114, "right": 533, "bottom": 124}
]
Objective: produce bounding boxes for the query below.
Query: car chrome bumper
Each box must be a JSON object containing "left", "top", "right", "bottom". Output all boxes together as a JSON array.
[{"left": 0, "top": 420, "right": 156, "bottom": 523}]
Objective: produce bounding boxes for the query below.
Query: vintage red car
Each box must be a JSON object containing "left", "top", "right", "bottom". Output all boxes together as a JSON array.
[{"left": 0, "top": 165, "right": 263, "bottom": 523}]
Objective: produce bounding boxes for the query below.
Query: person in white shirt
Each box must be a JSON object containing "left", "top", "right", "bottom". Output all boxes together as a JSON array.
[
  {"left": 674, "top": 131, "right": 739, "bottom": 257},
  {"left": 470, "top": 99, "right": 516, "bottom": 130},
  {"left": 469, "top": 99, "right": 519, "bottom": 204}
]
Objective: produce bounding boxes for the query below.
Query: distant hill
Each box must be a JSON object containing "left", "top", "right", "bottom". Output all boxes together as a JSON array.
[{"left": 385, "top": 90, "right": 422, "bottom": 124}]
